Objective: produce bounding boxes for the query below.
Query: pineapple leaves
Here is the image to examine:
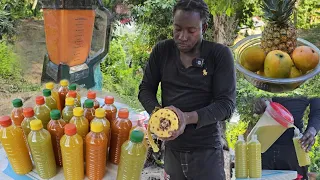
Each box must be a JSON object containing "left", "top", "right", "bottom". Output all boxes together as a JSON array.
[{"left": 262, "top": 0, "right": 297, "bottom": 24}]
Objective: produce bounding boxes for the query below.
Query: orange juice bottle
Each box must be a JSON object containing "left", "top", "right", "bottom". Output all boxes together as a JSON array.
[
  {"left": 91, "top": 108, "right": 111, "bottom": 150},
  {"left": 28, "top": 120, "right": 56, "bottom": 179},
  {"left": 45, "top": 82, "right": 62, "bottom": 111},
  {"left": 102, "top": 96, "right": 117, "bottom": 122},
  {"left": 58, "top": 79, "right": 69, "bottom": 110},
  {"left": 60, "top": 124, "right": 84, "bottom": 180},
  {"left": 86, "top": 121, "right": 108, "bottom": 180},
  {"left": 0, "top": 116, "right": 33, "bottom": 175},
  {"left": 11, "top": 98, "right": 24, "bottom": 126},
  {"left": 86, "top": 91, "right": 100, "bottom": 109},
  {"left": 117, "top": 130, "right": 148, "bottom": 180},
  {"left": 62, "top": 98, "right": 75, "bottom": 123},
  {"left": 84, "top": 99, "right": 95, "bottom": 125},
  {"left": 109, "top": 108, "right": 132, "bottom": 164},
  {"left": 68, "top": 83, "right": 81, "bottom": 102},
  {"left": 47, "top": 110, "right": 66, "bottom": 167},
  {"left": 43, "top": 89, "right": 58, "bottom": 110},
  {"left": 34, "top": 96, "right": 51, "bottom": 129},
  {"left": 66, "top": 91, "right": 81, "bottom": 107}
]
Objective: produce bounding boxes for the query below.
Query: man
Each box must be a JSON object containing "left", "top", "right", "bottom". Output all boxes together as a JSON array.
[
  {"left": 138, "top": 0, "right": 236, "bottom": 179},
  {"left": 253, "top": 97, "right": 320, "bottom": 180}
]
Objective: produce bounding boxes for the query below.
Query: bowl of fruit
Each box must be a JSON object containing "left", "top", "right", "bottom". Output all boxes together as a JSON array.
[{"left": 232, "top": 0, "right": 320, "bottom": 93}]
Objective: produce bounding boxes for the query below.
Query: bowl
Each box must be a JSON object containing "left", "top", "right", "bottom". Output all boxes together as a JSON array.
[{"left": 231, "top": 34, "right": 320, "bottom": 93}]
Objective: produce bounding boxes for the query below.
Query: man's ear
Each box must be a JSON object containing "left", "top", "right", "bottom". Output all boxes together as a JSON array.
[{"left": 202, "top": 23, "right": 208, "bottom": 34}]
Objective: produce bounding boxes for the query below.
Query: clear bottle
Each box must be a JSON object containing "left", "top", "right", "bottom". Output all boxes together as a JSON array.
[
  {"left": 235, "top": 135, "right": 248, "bottom": 178},
  {"left": 45, "top": 82, "right": 62, "bottom": 111},
  {"left": 28, "top": 119, "right": 56, "bottom": 179},
  {"left": 102, "top": 96, "right": 117, "bottom": 122},
  {"left": 60, "top": 124, "right": 84, "bottom": 180},
  {"left": 0, "top": 116, "right": 33, "bottom": 175},
  {"left": 43, "top": 89, "right": 58, "bottom": 110},
  {"left": 91, "top": 108, "right": 111, "bottom": 151},
  {"left": 130, "top": 119, "right": 148, "bottom": 149},
  {"left": 62, "top": 98, "right": 75, "bottom": 123},
  {"left": 68, "top": 83, "right": 81, "bottom": 102},
  {"left": 58, "top": 79, "right": 69, "bottom": 110},
  {"left": 22, "top": 107, "right": 38, "bottom": 150},
  {"left": 248, "top": 134, "right": 261, "bottom": 178},
  {"left": 11, "top": 98, "right": 24, "bottom": 127},
  {"left": 47, "top": 110, "right": 66, "bottom": 167},
  {"left": 293, "top": 128, "right": 311, "bottom": 167},
  {"left": 109, "top": 108, "right": 132, "bottom": 164},
  {"left": 85, "top": 91, "right": 100, "bottom": 109},
  {"left": 66, "top": 90, "right": 81, "bottom": 107},
  {"left": 116, "top": 130, "right": 148, "bottom": 180},
  {"left": 84, "top": 99, "right": 95, "bottom": 125},
  {"left": 86, "top": 121, "right": 108, "bottom": 180},
  {"left": 34, "top": 96, "right": 51, "bottom": 129}
]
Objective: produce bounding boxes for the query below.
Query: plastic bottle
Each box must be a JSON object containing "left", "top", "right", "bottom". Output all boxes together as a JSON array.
[
  {"left": 11, "top": 98, "right": 24, "bottom": 126},
  {"left": 62, "top": 98, "right": 75, "bottom": 123},
  {"left": 66, "top": 90, "right": 81, "bottom": 107},
  {"left": 248, "top": 134, "right": 261, "bottom": 178},
  {"left": 58, "top": 79, "right": 69, "bottom": 110},
  {"left": 28, "top": 119, "right": 56, "bottom": 179},
  {"left": 47, "top": 110, "right": 66, "bottom": 167},
  {"left": 116, "top": 130, "right": 148, "bottom": 180},
  {"left": 109, "top": 108, "right": 132, "bottom": 164},
  {"left": 293, "top": 128, "right": 311, "bottom": 167},
  {"left": 0, "top": 116, "right": 33, "bottom": 175},
  {"left": 22, "top": 107, "right": 38, "bottom": 150},
  {"left": 235, "top": 135, "right": 248, "bottom": 178},
  {"left": 84, "top": 99, "right": 95, "bottom": 125},
  {"left": 130, "top": 119, "right": 148, "bottom": 148},
  {"left": 45, "top": 82, "right": 62, "bottom": 111},
  {"left": 102, "top": 96, "right": 117, "bottom": 122},
  {"left": 60, "top": 124, "right": 84, "bottom": 180},
  {"left": 68, "top": 83, "right": 81, "bottom": 102},
  {"left": 34, "top": 96, "right": 51, "bottom": 129},
  {"left": 86, "top": 91, "right": 100, "bottom": 109},
  {"left": 91, "top": 108, "right": 111, "bottom": 150},
  {"left": 43, "top": 89, "right": 58, "bottom": 110},
  {"left": 86, "top": 121, "right": 108, "bottom": 180}
]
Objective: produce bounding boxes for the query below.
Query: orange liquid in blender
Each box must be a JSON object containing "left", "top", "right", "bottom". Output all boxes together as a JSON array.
[{"left": 43, "top": 9, "right": 95, "bottom": 67}]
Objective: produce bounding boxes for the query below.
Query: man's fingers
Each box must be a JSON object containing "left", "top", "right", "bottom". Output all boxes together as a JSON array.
[
  {"left": 299, "top": 133, "right": 311, "bottom": 145},
  {"left": 306, "top": 139, "right": 315, "bottom": 152}
]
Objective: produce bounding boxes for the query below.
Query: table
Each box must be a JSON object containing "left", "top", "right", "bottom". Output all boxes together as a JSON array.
[{"left": 233, "top": 170, "right": 297, "bottom": 180}]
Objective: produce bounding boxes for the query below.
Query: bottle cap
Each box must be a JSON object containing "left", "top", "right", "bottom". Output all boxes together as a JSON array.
[
  {"left": 130, "top": 130, "right": 144, "bottom": 143},
  {"left": 95, "top": 108, "right": 105, "bottom": 118},
  {"left": 105, "top": 96, "right": 114, "bottom": 104},
  {"left": 73, "top": 107, "right": 84, "bottom": 117},
  {"left": 60, "top": 79, "right": 69, "bottom": 87},
  {"left": 68, "top": 91, "right": 77, "bottom": 98},
  {"left": 0, "top": 116, "right": 12, "bottom": 127},
  {"left": 50, "top": 110, "right": 61, "bottom": 120},
  {"left": 84, "top": 99, "right": 94, "bottom": 108},
  {"left": 65, "top": 98, "right": 75, "bottom": 106},
  {"left": 12, "top": 98, "right": 23, "bottom": 108},
  {"left": 118, "top": 108, "right": 129, "bottom": 119},
  {"left": 35, "top": 96, "right": 45, "bottom": 105},
  {"left": 91, "top": 121, "right": 103, "bottom": 133},
  {"left": 65, "top": 123, "right": 77, "bottom": 136},
  {"left": 68, "top": 84, "right": 77, "bottom": 91},
  {"left": 23, "top": 107, "right": 34, "bottom": 118},
  {"left": 87, "top": 91, "right": 96, "bottom": 99},
  {"left": 43, "top": 89, "right": 52, "bottom": 97},
  {"left": 30, "top": 120, "right": 43, "bottom": 131},
  {"left": 45, "top": 82, "right": 55, "bottom": 90}
]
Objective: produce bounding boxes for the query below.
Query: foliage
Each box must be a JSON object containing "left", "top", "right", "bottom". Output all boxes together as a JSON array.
[
  {"left": 0, "top": 0, "right": 41, "bottom": 19},
  {"left": 226, "top": 121, "right": 248, "bottom": 149},
  {"left": 0, "top": 41, "right": 21, "bottom": 79},
  {"left": 0, "top": 10, "right": 15, "bottom": 40},
  {"left": 296, "top": 0, "right": 320, "bottom": 29}
]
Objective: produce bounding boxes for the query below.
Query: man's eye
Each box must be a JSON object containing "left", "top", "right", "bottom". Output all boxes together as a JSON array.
[{"left": 175, "top": 28, "right": 181, "bottom": 31}]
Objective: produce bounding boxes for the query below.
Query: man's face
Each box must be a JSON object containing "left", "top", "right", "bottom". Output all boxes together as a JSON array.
[{"left": 173, "top": 10, "right": 204, "bottom": 53}]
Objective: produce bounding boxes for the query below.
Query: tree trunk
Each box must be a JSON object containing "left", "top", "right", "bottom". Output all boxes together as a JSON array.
[{"left": 212, "top": 14, "right": 239, "bottom": 46}]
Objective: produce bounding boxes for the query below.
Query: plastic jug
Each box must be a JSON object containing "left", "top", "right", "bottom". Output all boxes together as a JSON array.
[{"left": 247, "top": 102, "right": 294, "bottom": 153}]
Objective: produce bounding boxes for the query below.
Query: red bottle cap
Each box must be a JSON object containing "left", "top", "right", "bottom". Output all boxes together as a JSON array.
[
  {"left": 35, "top": 96, "right": 45, "bottom": 105},
  {"left": 118, "top": 108, "right": 129, "bottom": 119},
  {"left": 65, "top": 123, "right": 77, "bottom": 136},
  {"left": 68, "top": 91, "right": 77, "bottom": 98},
  {"left": 105, "top": 96, "right": 114, "bottom": 104},
  {"left": 23, "top": 107, "right": 34, "bottom": 118},
  {"left": 87, "top": 91, "right": 96, "bottom": 99},
  {"left": 0, "top": 116, "right": 12, "bottom": 127}
]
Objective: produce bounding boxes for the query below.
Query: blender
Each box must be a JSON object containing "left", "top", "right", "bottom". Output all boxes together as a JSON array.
[{"left": 39, "top": 0, "right": 112, "bottom": 89}]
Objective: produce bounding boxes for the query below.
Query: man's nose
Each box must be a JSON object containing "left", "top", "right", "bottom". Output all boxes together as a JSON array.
[{"left": 178, "top": 31, "right": 187, "bottom": 41}]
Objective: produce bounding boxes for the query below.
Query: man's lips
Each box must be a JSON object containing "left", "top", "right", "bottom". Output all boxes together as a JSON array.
[{"left": 177, "top": 43, "right": 189, "bottom": 48}]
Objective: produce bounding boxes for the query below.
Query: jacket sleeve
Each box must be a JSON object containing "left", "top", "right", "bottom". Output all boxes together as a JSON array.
[
  {"left": 195, "top": 46, "right": 236, "bottom": 129},
  {"left": 307, "top": 98, "right": 320, "bottom": 133}
]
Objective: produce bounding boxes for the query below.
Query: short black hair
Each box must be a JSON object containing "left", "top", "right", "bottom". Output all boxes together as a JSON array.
[{"left": 173, "top": 0, "right": 210, "bottom": 23}]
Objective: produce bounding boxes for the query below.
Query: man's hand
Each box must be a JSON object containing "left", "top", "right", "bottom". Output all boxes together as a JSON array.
[
  {"left": 300, "top": 127, "right": 317, "bottom": 152},
  {"left": 161, "top": 106, "right": 187, "bottom": 141},
  {"left": 253, "top": 98, "right": 272, "bottom": 115}
]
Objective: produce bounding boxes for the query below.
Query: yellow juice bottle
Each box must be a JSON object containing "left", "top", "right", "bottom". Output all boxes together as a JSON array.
[
  {"left": 45, "top": 82, "right": 62, "bottom": 111},
  {"left": 91, "top": 108, "right": 111, "bottom": 150},
  {"left": 117, "top": 130, "right": 148, "bottom": 180},
  {"left": 62, "top": 98, "right": 75, "bottom": 123},
  {"left": 28, "top": 120, "right": 56, "bottom": 179},
  {"left": 43, "top": 89, "right": 58, "bottom": 110},
  {"left": 68, "top": 83, "right": 81, "bottom": 102},
  {"left": 235, "top": 135, "right": 248, "bottom": 178},
  {"left": 293, "top": 128, "right": 311, "bottom": 167},
  {"left": 0, "top": 116, "right": 33, "bottom": 175},
  {"left": 66, "top": 91, "right": 81, "bottom": 107},
  {"left": 34, "top": 96, "right": 51, "bottom": 129},
  {"left": 248, "top": 134, "right": 261, "bottom": 178},
  {"left": 60, "top": 124, "right": 84, "bottom": 180}
]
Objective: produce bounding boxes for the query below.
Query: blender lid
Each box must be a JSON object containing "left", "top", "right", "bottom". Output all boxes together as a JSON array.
[
  {"left": 268, "top": 102, "right": 294, "bottom": 128},
  {"left": 39, "top": 0, "right": 97, "bottom": 9}
]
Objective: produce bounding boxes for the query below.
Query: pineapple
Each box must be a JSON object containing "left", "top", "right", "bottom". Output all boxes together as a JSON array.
[
  {"left": 260, "top": 0, "right": 298, "bottom": 54},
  {"left": 147, "top": 108, "right": 179, "bottom": 152}
]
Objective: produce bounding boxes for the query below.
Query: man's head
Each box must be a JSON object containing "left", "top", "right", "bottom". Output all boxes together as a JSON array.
[{"left": 173, "top": 0, "right": 209, "bottom": 53}]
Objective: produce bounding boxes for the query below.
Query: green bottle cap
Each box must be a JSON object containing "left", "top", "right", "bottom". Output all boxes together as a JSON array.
[
  {"left": 84, "top": 99, "right": 94, "bottom": 108},
  {"left": 50, "top": 110, "right": 61, "bottom": 120},
  {"left": 43, "top": 89, "right": 52, "bottom": 97},
  {"left": 12, "top": 99, "right": 23, "bottom": 108},
  {"left": 69, "top": 84, "right": 77, "bottom": 90},
  {"left": 130, "top": 130, "right": 144, "bottom": 143}
]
